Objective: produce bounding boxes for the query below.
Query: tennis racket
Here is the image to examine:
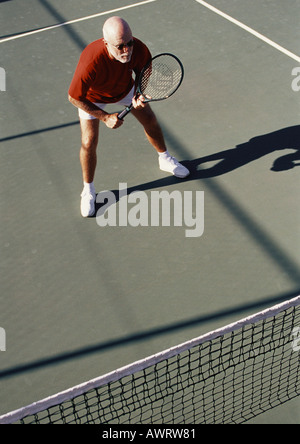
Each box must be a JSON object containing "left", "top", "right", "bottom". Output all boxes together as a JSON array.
[{"left": 118, "top": 53, "right": 184, "bottom": 120}]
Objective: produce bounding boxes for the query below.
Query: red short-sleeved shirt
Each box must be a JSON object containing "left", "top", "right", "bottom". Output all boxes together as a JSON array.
[{"left": 68, "top": 37, "right": 151, "bottom": 104}]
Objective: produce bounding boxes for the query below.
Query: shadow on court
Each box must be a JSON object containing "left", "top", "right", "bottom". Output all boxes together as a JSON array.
[
  {"left": 0, "top": 0, "right": 88, "bottom": 46},
  {"left": 186, "top": 125, "right": 300, "bottom": 176},
  {"left": 1, "top": 122, "right": 299, "bottom": 286},
  {"left": 39, "top": 0, "right": 87, "bottom": 50},
  {"left": 0, "top": 126, "right": 299, "bottom": 380},
  {"left": 0, "top": 288, "right": 299, "bottom": 379},
  {"left": 91, "top": 125, "right": 300, "bottom": 287},
  {"left": 93, "top": 124, "right": 300, "bottom": 203},
  {"left": 2, "top": 124, "right": 300, "bottom": 167}
]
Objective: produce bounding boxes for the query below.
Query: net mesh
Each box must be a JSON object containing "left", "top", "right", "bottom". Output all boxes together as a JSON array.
[{"left": 1, "top": 297, "right": 299, "bottom": 424}]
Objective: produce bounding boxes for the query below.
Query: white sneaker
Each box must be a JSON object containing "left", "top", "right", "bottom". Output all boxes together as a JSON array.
[
  {"left": 80, "top": 189, "right": 96, "bottom": 217},
  {"left": 159, "top": 155, "right": 190, "bottom": 178}
]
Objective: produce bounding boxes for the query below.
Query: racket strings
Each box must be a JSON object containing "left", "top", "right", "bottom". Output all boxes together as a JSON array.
[{"left": 140, "top": 56, "right": 183, "bottom": 100}]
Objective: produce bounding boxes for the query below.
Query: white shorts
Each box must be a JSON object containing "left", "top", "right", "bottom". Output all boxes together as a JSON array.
[{"left": 78, "top": 86, "right": 135, "bottom": 120}]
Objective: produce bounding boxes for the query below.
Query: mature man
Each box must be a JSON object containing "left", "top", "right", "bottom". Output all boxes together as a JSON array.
[{"left": 69, "top": 17, "right": 189, "bottom": 217}]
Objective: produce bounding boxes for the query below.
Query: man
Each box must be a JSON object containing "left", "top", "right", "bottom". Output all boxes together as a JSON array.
[{"left": 69, "top": 17, "right": 189, "bottom": 217}]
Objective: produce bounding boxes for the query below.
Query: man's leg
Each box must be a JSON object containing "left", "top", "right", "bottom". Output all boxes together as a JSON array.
[
  {"left": 80, "top": 117, "right": 99, "bottom": 183},
  {"left": 131, "top": 103, "right": 167, "bottom": 153},
  {"left": 79, "top": 118, "right": 99, "bottom": 217},
  {"left": 131, "top": 104, "right": 189, "bottom": 178}
]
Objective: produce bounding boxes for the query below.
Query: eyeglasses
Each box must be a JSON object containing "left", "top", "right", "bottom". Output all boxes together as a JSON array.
[{"left": 108, "top": 39, "right": 134, "bottom": 51}]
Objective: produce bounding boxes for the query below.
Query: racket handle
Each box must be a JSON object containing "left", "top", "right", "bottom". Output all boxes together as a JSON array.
[{"left": 118, "top": 104, "right": 133, "bottom": 120}]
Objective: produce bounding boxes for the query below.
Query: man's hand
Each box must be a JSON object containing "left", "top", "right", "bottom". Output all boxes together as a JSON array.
[
  {"left": 103, "top": 113, "right": 123, "bottom": 129},
  {"left": 132, "top": 95, "right": 148, "bottom": 110}
]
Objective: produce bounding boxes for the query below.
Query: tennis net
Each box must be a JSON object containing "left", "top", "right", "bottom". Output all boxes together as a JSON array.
[{"left": 0, "top": 296, "right": 299, "bottom": 424}]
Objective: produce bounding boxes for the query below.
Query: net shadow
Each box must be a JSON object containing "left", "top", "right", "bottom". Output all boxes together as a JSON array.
[{"left": 0, "top": 289, "right": 299, "bottom": 380}]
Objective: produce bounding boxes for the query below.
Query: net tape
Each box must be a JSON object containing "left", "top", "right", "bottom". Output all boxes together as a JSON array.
[{"left": 0, "top": 296, "right": 299, "bottom": 424}]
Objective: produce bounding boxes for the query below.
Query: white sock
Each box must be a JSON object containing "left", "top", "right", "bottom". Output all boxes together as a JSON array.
[
  {"left": 159, "top": 150, "right": 170, "bottom": 159},
  {"left": 83, "top": 181, "right": 95, "bottom": 194}
]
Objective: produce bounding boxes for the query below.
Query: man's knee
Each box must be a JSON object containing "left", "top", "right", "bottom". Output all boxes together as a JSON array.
[
  {"left": 133, "top": 104, "right": 158, "bottom": 127},
  {"left": 80, "top": 118, "right": 99, "bottom": 150},
  {"left": 81, "top": 134, "right": 98, "bottom": 151}
]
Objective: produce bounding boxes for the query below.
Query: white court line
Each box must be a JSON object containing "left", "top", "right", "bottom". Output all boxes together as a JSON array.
[
  {"left": 0, "top": 0, "right": 157, "bottom": 44},
  {"left": 195, "top": 0, "right": 300, "bottom": 64}
]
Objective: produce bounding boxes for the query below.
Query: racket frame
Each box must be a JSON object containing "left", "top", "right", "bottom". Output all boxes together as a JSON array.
[{"left": 118, "top": 53, "right": 184, "bottom": 120}]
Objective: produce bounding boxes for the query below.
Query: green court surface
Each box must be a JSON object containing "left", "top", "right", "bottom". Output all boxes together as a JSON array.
[{"left": 0, "top": 0, "right": 299, "bottom": 423}]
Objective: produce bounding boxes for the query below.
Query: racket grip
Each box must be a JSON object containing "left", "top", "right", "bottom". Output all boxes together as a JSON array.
[{"left": 118, "top": 105, "right": 133, "bottom": 120}]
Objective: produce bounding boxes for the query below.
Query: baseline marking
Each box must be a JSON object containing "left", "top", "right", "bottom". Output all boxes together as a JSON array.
[
  {"left": 195, "top": 0, "right": 300, "bottom": 63},
  {"left": 0, "top": 0, "right": 157, "bottom": 44}
]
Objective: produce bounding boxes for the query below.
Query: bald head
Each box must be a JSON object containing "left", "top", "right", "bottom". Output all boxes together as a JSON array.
[
  {"left": 103, "top": 17, "right": 134, "bottom": 63},
  {"left": 103, "top": 17, "right": 132, "bottom": 43}
]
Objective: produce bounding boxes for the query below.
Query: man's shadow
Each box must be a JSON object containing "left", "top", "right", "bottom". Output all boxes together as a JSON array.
[
  {"left": 187, "top": 124, "right": 300, "bottom": 178},
  {"left": 95, "top": 125, "right": 300, "bottom": 214}
]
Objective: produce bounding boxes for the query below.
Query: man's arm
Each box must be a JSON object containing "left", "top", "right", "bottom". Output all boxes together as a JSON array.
[{"left": 68, "top": 95, "right": 123, "bottom": 129}]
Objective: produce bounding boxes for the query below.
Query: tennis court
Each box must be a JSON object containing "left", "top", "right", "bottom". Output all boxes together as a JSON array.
[{"left": 0, "top": 0, "right": 299, "bottom": 424}]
